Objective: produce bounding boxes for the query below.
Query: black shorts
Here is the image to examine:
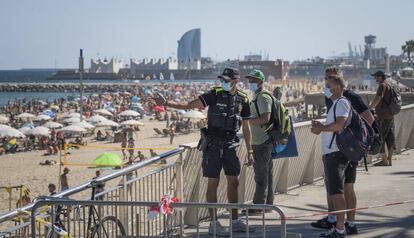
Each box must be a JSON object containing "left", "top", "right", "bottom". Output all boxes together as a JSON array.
[
  {"left": 323, "top": 151, "right": 349, "bottom": 195},
  {"left": 202, "top": 143, "right": 240, "bottom": 178},
  {"left": 378, "top": 118, "right": 395, "bottom": 153},
  {"left": 344, "top": 161, "right": 357, "bottom": 184}
]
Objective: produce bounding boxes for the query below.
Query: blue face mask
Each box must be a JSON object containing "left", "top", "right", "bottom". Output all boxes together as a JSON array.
[
  {"left": 249, "top": 83, "right": 258, "bottom": 93},
  {"left": 324, "top": 86, "right": 333, "bottom": 98},
  {"left": 221, "top": 81, "right": 231, "bottom": 91}
]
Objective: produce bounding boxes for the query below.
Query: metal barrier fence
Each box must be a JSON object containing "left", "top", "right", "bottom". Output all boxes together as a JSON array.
[
  {"left": 0, "top": 147, "right": 185, "bottom": 237},
  {"left": 181, "top": 104, "right": 414, "bottom": 224},
  {"left": 29, "top": 198, "right": 287, "bottom": 238},
  {"left": 1, "top": 104, "right": 414, "bottom": 236}
]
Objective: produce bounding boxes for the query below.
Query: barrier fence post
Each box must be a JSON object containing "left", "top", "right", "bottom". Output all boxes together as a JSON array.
[{"left": 176, "top": 152, "right": 184, "bottom": 236}]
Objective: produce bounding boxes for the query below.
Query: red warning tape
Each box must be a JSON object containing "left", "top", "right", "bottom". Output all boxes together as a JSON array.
[{"left": 283, "top": 199, "right": 414, "bottom": 220}]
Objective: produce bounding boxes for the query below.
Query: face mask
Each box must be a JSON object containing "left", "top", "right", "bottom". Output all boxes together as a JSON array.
[
  {"left": 324, "top": 86, "right": 333, "bottom": 98},
  {"left": 249, "top": 83, "right": 258, "bottom": 92},
  {"left": 221, "top": 81, "right": 231, "bottom": 91}
]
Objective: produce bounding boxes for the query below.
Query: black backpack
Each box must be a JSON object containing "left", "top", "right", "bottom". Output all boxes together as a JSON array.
[
  {"left": 329, "top": 97, "right": 375, "bottom": 163},
  {"left": 387, "top": 84, "right": 402, "bottom": 115},
  {"left": 367, "top": 120, "right": 383, "bottom": 155}
]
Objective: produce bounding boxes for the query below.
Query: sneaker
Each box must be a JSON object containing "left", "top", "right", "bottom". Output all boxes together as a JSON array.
[
  {"left": 311, "top": 217, "right": 336, "bottom": 230},
  {"left": 208, "top": 221, "right": 229, "bottom": 237},
  {"left": 231, "top": 219, "right": 255, "bottom": 233},
  {"left": 320, "top": 228, "right": 347, "bottom": 238},
  {"left": 345, "top": 221, "right": 358, "bottom": 235}
]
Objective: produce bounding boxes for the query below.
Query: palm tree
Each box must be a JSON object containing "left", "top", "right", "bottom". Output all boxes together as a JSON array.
[{"left": 402, "top": 40, "right": 414, "bottom": 64}]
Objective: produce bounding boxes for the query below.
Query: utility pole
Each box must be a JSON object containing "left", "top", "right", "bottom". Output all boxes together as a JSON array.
[{"left": 79, "top": 49, "right": 84, "bottom": 122}]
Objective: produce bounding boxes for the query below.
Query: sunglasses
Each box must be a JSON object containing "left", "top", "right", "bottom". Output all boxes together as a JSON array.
[{"left": 219, "top": 78, "right": 232, "bottom": 83}]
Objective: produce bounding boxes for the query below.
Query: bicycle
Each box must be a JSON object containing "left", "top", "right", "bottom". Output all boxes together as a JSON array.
[{"left": 42, "top": 180, "right": 126, "bottom": 238}]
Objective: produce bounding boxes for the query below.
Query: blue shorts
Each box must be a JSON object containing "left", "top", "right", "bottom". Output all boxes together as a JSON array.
[{"left": 202, "top": 144, "right": 240, "bottom": 178}]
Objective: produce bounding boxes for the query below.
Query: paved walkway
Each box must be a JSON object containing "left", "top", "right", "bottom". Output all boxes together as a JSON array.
[
  {"left": 276, "top": 150, "right": 414, "bottom": 238},
  {"left": 188, "top": 150, "right": 414, "bottom": 237}
]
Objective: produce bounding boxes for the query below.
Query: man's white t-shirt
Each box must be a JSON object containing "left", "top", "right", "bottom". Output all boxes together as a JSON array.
[{"left": 321, "top": 97, "right": 351, "bottom": 155}]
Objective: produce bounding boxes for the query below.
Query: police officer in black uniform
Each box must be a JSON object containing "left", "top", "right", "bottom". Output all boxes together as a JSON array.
[{"left": 154, "top": 68, "right": 253, "bottom": 235}]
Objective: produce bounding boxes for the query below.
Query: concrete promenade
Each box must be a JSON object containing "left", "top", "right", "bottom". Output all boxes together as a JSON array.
[{"left": 191, "top": 150, "right": 414, "bottom": 237}]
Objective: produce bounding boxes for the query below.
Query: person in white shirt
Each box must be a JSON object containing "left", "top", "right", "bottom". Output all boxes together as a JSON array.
[{"left": 311, "top": 75, "right": 351, "bottom": 238}]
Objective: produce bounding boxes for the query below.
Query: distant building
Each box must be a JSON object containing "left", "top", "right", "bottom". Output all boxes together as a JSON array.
[
  {"left": 90, "top": 58, "right": 123, "bottom": 74},
  {"left": 239, "top": 59, "right": 289, "bottom": 81},
  {"left": 244, "top": 54, "right": 262, "bottom": 61},
  {"left": 177, "top": 28, "right": 201, "bottom": 70},
  {"left": 363, "top": 35, "right": 387, "bottom": 67},
  {"left": 130, "top": 58, "right": 177, "bottom": 73}
]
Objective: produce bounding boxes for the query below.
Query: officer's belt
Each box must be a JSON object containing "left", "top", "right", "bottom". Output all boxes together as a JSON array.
[{"left": 207, "top": 127, "right": 237, "bottom": 141}]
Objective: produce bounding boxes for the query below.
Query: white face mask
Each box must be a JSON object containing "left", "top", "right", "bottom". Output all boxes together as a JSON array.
[
  {"left": 221, "top": 81, "right": 231, "bottom": 91},
  {"left": 324, "top": 86, "right": 333, "bottom": 98}
]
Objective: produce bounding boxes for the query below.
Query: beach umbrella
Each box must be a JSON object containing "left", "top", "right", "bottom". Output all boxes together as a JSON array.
[
  {"left": 26, "top": 126, "right": 50, "bottom": 136},
  {"left": 38, "top": 100, "right": 47, "bottom": 105},
  {"left": 34, "top": 114, "right": 52, "bottom": 121},
  {"left": 182, "top": 110, "right": 206, "bottom": 119},
  {"left": 43, "top": 109, "right": 56, "bottom": 118},
  {"left": 49, "top": 105, "right": 60, "bottom": 111},
  {"left": 72, "top": 121, "right": 95, "bottom": 129},
  {"left": 172, "top": 109, "right": 186, "bottom": 114},
  {"left": 16, "top": 113, "right": 35, "bottom": 119},
  {"left": 93, "top": 152, "right": 122, "bottom": 167},
  {"left": 0, "top": 115, "right": 9, "bottom": 124},
  {"left": 119, "top": 110, "right": 140, "bottom": 117},
  {"left": 96, "top": 120, "right": 119, "bottom": 127},
  {"left": 63, "top": 117, "right": 81, "bottom": 124},
  {"left": 42, "top": 121, "right": 63, "bottom": 129},
  {"left": 22, "top": 123, "right": 35, "bottom": 129},
  {"left": 87, "top": 115, "right": 108, "bottom": 124},
  {"left": 0, "top": 125, "right": 25, "bottom": 138},
  {"left": 63, "top": 112, "right": 81, "bottom": 118},
  {"left": 58, "top": 125, "right": 87, "bottom": 133},
  {"left": 94, "top": 109, "right": 112, "bottom": 116},
  {"left": 18, "top": 127, "right": 32, "bottom": 134},
  {"left": 153, "top": 106, "right": 166, "bottom": 112},
  {"left": 120, "top": 120, "right": 144, "bottom": 126}
]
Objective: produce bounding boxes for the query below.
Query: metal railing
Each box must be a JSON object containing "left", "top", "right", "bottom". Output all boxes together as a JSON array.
[
  {"left": 0, "top": 147, "right": 185, "bottom": 229},
  {"left": 30, "top": 198, "right": 287, "bottom": 238},
  {"left": 1, "top": 104, "right": 414, "bottom": 237}
]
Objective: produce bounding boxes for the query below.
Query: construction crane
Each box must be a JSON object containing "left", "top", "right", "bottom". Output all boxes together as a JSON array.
[
  {"left": 359, "top": 45, "right": 364, "bottom": 59},
  {"left": 354, "top": 45, "right": 359, "bottom": 58},
  {"left": 348, "top": 42, "right": 354, "bottom": 58}
]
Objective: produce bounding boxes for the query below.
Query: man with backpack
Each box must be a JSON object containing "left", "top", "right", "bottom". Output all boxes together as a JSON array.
[
  {"left": 369, "top": 70, "right": 399, "bottom": 166},
  {"left": 310, "top": 68, "right": 375, "bottom": 236},
  {"left": 245, "top": 69, "right": 275, "bottom": 213},
  {"left": 311, "top": 75, "right": 352, "bottom": 238}
]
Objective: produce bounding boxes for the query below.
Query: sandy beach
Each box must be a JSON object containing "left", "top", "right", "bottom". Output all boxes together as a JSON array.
[{"left": 0, "top": 118, "right": 200, "bottom": 214}]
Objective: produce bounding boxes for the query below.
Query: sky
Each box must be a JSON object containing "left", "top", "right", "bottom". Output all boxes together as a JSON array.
[{"left": 0, "top": 0, "right": 413, "bottom": 69}]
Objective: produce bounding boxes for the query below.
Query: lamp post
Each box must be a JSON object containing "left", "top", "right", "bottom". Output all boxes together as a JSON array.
[{"left": 79, "top": 49, "right": 84, "bottom": 122}]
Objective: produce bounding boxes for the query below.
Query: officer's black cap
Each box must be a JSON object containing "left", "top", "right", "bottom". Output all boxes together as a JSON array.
[
  {"left": 218, "top": 67, "right": 240, "bottom": 81},
  {"left": 371, "top": 70, "right": 387, "bottom": 79}
]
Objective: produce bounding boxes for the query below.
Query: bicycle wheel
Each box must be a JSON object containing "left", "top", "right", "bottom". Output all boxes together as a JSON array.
[
  {"left": 45, "top": 228, "right": 63, "bottom": 238},
  {"left": 90, "top": 215, "right": 126, "bottom": 238}
]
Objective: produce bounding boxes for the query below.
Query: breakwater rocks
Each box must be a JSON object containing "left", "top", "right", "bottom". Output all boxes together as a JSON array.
[{"left": 0, "top": 83, "right": 137, "bottom": 93}]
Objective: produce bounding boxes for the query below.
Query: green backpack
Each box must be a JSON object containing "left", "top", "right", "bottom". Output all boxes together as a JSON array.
[{"left": 253, "top": 91, "right": 291, "bottom": 144}]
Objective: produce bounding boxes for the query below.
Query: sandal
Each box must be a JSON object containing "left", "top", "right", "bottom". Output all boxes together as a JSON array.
[{"left": 374, "top": 161, "right": 388, "bottom": 166}]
